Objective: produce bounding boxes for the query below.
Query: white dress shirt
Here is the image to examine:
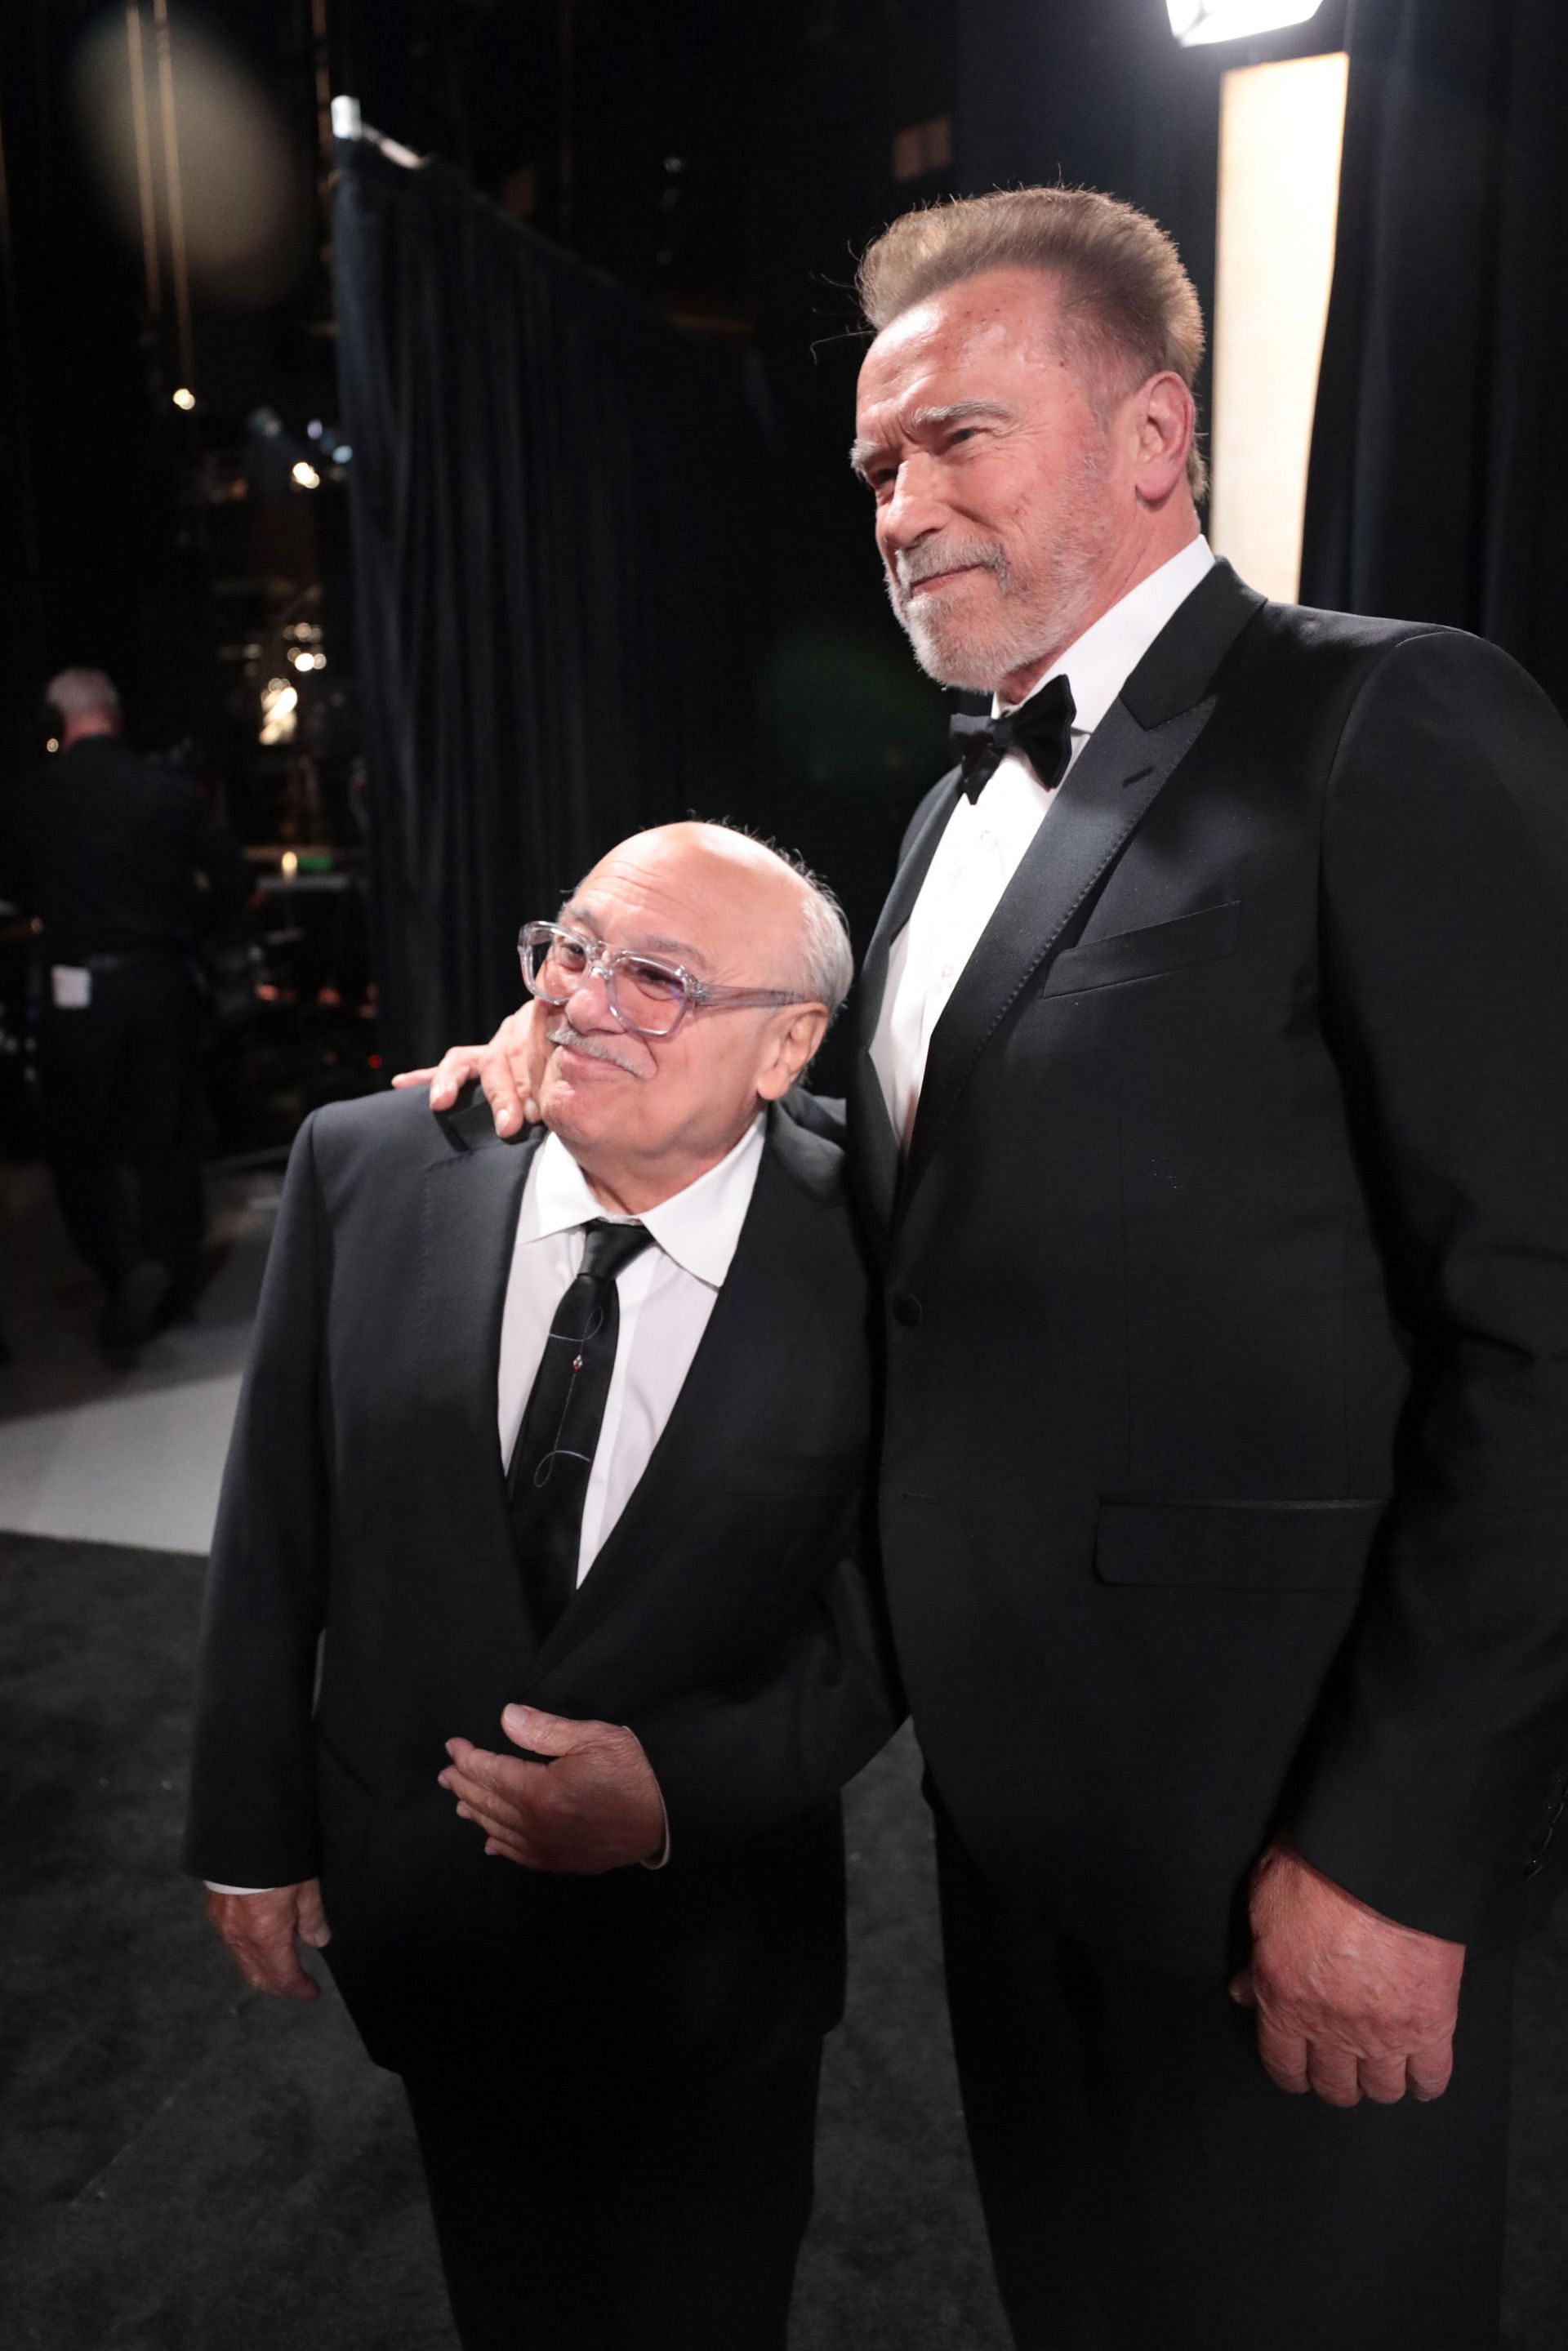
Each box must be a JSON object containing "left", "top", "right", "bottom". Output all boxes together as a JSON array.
[
  {"left": 206, "top": 1113, "right": 765, "bottom": 1894},
  {"left": 496, "top": 1111, "right": 765, "bottom": 1578},
  {"left": 871, "top": 535, "right": 1217, "bottom": 1151}
]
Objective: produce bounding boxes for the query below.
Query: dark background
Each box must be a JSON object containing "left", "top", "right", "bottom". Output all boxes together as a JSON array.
[{"left": 1, "top": 0, "right": 1561, "bottom": 1084}]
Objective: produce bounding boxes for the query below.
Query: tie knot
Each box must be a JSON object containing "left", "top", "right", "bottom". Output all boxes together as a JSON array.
[
  {"left": 949, "top": 673, "right": 1077, "bottom": 802},
  {"left": 578, "top": 1218, "right": 655, "bottom": 1284}
]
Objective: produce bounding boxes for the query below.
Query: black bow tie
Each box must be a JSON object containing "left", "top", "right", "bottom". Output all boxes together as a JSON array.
[{"left": 949, "top": 675, "right": 1077, "bottom": 802}]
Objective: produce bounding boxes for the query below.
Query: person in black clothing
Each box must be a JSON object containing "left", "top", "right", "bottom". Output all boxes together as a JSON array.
[{"left": 22, "top": 668, "right": 250, "bottom": 1347}]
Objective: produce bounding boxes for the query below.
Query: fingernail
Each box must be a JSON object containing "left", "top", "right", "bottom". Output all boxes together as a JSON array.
[
  {"left": 497, "top": 1106, "right": 517, "bottom": 1133},
  {"left": 456, "top": 1802, "right": 472, "bottom": 1820}
]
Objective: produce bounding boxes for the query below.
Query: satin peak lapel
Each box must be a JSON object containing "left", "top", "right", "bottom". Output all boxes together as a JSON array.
[
  {"left": 847, "top": 769, "right": 962, "bottom": 1236},
  {"left": 900, "top": 692, "right": 1215, "bottom": 1213}
]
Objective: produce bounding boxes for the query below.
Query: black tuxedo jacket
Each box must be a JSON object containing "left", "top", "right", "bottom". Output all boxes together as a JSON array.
[
  {"left": 843, "top": 559, "right": 1568, "bottom": 1974},
  {"left": 185, "top": 1093, "right": 896, "bottom": 2086}
]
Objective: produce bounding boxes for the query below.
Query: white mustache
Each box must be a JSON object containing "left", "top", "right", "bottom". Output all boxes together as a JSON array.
[
  {"left": 895, "top": 538, "right": 1008, "bottom": 597},
  {"left": 546, "top": 1018, "right": 647, "bottom": 1078}
]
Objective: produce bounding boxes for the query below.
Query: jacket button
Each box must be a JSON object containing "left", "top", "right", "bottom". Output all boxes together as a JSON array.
[{"left": 891, "top": 1292, "right": 923, "bottom": 1328}]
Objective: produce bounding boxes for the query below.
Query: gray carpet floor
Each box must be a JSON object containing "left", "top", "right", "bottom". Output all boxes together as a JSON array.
[{"left": 2, "top": 1529, "right": 1565, "bottom": 2349}]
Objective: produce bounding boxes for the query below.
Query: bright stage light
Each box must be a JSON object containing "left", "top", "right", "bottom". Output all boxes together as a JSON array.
[
  {"left": 291, "top": 460, "right": 320, "bottom": 489},
  {"left": 1209, "top": 51, "right": 1348, "bottom": 600},
  {"left": 280, "top": 850, "right": 299, "bottom": 877},
  {"left": 1168, "top": 0, "right": 1324, "bottom": 42},
  {"left": 172, "top": 386, "right": 196, "bottom": 412},
  {"left": 259, "top": 677, "right": 299, "bottom": 746},
  {"left": 71, "top": 16, "right": 311, "bottom": 312}
]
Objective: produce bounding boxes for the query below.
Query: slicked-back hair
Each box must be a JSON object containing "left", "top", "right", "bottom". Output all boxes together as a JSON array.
[{"left": 857, "top": 186, "right": 1208, "bottom": 501}]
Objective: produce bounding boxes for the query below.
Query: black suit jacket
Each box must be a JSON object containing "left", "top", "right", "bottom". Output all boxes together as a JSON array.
[
  {"left": 20, "top": 739, "right": 249, "bottom": 959},
  {"left": 844, "top": 559, "right": 1568, "bottom": 1973},
  {"left": 185, "top": 1092, "right": 896, "bottom": 2086}
]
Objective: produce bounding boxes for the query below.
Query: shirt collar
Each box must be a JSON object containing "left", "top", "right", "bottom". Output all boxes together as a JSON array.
[
  {"left": 996, "top": 535, "right": 1216, "bottom": 731},
  {"left": 519, "top": 1112, "right": 766, "bottom": 1289}
]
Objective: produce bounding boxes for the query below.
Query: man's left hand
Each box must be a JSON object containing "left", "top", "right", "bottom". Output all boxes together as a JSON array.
[
  {"left": 1230, "top": 1840, "right": 1465, "bottom": 2107},
  {"left": 438, "top": 1703, "right": 666, "bottom": 1872}
]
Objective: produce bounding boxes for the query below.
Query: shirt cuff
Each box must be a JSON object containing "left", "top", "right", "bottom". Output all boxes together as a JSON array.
[{"left": 204, "top": 1882, "right": 278, "bottom": 1895}]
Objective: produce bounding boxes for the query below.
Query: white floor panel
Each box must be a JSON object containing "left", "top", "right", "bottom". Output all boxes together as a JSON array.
[
  {"left": 0, "top": 1160, "right": 279, "bottom": 1556},
  {"left": 0, "top": 1371, "right": 243, "bottom": 1553}
]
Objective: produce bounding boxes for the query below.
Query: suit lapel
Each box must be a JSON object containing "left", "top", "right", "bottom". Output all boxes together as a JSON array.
[
  {"left": 523, "top": 1109, "right": 826, "bottom": 1681},
  {"left": 899, "top": 561, "right": 1265, "bottom": 1218},
  {"left": 847, "top": 773, "right": 962, "bottom": 1236},
  {"left": 417, "top": 1110, "right": 542, "bottom": 1520}
]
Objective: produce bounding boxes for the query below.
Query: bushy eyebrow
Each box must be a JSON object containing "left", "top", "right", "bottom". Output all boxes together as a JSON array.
[{"left": 849, "top": 396, "right": 1018, "bottom": 476}]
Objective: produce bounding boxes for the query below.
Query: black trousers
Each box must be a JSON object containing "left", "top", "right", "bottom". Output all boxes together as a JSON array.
[
  {"left": 40, "top": 953, "right": 203, "bottom": 1297},
  {"left": 937, "top": 1818, "right": 1513, "bottom": 2351},
  {"left": 403, "top": 2040, "right": 822, "bottom": 2351}
]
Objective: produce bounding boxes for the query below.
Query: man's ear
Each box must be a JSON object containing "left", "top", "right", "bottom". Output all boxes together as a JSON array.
[
  {"left": 1132, "top": 371, "right": 1194, "bottom": 507},
  {"left": 755, "top": 1004, "right": 830, "bottom": 1101}
]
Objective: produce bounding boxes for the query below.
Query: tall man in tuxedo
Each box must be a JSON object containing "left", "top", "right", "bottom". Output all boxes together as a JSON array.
[
  {"left": 186, "top": 823, "right": 897, "bottom": 2351},
  {"left": 414, "top": 189, "right": 1568, "bottom": 2347}
]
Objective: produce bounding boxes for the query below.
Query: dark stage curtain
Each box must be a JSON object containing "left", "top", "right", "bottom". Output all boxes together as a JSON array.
[
  {"left": 332, "top": 137, "right": 754, "bottom": 1072},
  {"left": 1301, "top": 0, "right": 1568, "bottom": 708}
]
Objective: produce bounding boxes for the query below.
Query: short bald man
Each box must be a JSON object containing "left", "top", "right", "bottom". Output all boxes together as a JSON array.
[{"left": 185, "top": 824, "right": 899, "bottom": 2351}]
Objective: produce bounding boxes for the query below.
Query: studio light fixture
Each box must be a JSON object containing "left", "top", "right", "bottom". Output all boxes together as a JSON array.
[
  {"left": 172, "top": 385, "right": 196, "bottom": 411},
  {"left": 1168, "top": 0, "right": 1324, "bottom": 42}
]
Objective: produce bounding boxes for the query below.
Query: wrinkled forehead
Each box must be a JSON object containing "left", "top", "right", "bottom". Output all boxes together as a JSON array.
[
  {"left": 565, "top": 840, "right": 786, "bottom": 974},
  {"left": 856, "top": 272, "right": 1067, "bottom": 425}
]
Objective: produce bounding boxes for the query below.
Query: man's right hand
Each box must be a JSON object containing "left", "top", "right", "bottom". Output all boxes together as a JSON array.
[
  {"left": 205, "top": 1880, "right": 331, "bottom": 2001},
  {"left": 390, "top": 1004, "right": 544, "bottom": 1135}
]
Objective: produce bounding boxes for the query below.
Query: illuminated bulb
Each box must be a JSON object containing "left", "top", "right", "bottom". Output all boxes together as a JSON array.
[
  {"left": 172, "top": 386, "right": 197, "bottom": 411},
  {"left": 291, "top": 459, "right": 320, "bottom": 489},
  {"left": 281, "top": 850, "right": 299, "bottom": 877},
  {"left": 46, "top": 736, "right": 60, "bottom": 753},
  {"left": 1168, "top": 0, "right": 1323, "bottom": 39}
]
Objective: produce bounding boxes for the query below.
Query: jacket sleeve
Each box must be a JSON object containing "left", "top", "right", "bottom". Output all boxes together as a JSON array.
[
  {"left": 182, "top": 1115, "right": 332, "bottom": 1885},
  {"left": 626, "top": 1531, "right": 905, "bottom": 1857},
  {"left": 1286, "top": 630, "right": 1568, "bottom": 1940}
]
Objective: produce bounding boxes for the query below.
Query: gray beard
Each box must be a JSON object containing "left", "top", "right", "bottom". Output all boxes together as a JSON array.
[{"left": 887, "top": 543, "right": 1105, "bottom": 694}]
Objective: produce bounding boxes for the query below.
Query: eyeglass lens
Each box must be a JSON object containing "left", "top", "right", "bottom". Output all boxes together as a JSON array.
[{"left": 524, "top": 929, "right": 689, "bottom": 1036}]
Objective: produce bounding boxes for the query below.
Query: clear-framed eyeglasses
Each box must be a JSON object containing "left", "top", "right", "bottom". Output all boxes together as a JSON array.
[{"left": 518, "top": 921, "right": 811, "bottom": 1040}]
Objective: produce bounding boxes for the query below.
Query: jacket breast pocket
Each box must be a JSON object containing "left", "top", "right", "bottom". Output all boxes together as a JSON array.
[
  {"left": 1040, "top": 899, "right": 1241, "bottom": 1000},
  {"left": 1094, "top": 1498, "right": 1387, "bottom": 1591}
]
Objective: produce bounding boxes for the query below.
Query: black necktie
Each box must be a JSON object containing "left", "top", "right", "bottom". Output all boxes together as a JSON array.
[
  {"left": 507, "top": 1218, "right": 656, "bottom": 1638},
  {"left": 948, "top": 674, "right": 1077, "bottom": 802}
]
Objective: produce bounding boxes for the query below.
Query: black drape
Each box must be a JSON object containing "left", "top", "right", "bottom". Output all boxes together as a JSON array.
[
  {"left": 332, "top": 138, "right": 754, "bottom": 1073},
  {"left": 1301, "top": 0, "right": 1568, "bottom": 708}
]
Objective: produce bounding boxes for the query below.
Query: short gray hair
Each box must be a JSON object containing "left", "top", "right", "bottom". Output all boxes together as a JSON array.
[
  {"left": 45, "top": 667, "right": 123, "bottom": 729},
  {"left": 857, "top": 186, "right": 1208, "bottom": 501}
]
